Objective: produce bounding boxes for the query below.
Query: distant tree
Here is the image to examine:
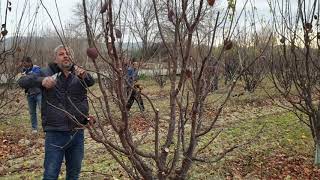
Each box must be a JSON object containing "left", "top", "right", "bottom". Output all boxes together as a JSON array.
[
  {"left": 152, "top": 61, "right": 168, "bottom": 89},
  {"left": 0, "top": 0, "right": 26, "bottom": 120},
  {"left": 125, "top": 0, "right": 159, "bottom": 60},
  {"left": 269, "top": 0, "right": 320, "bottom": 164},
  {"left": 72, "top": 0, "right": 102, "bottom": 39},
  {"left": 236, "top": 13, "right": 271, "bottom": 93}
]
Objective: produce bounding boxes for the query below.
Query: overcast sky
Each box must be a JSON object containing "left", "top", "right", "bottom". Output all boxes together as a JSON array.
[
  {"left": 0, "top": 0, "right": 78, "bottom": 36},
  {"left": 0, "top": 0, "right": 292, "bottom": 38}
]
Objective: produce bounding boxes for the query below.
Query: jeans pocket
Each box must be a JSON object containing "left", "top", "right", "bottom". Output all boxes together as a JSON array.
[{"left": 45, "top": 131, "right": 70, "bottom": 149}]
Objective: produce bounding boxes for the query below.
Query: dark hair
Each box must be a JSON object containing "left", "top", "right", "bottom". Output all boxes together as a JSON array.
[{"left": 22, "top": 56, "right": 32, "bottom": 63}]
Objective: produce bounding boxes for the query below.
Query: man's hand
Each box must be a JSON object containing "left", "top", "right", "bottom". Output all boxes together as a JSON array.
[
  {"left": 75, "top": 65, "right": 87, "bottom": 79},
  {"left": 42, "top": 77, "right": 56, "bottom": 89},
  {"left": 87, "top": 115, "right": 96, "bottom": 127},
  {"left": 18, "top": 72, "right": 26, "bottom": 77}
]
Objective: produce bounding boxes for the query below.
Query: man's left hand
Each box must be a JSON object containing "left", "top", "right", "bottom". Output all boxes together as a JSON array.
[{"left": 75, "top": 65, "right": 87, "bottom": 79}]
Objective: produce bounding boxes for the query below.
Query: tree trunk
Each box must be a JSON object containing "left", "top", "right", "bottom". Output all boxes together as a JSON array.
[
  {"left": 315, "top": 142, "right": 320, "bottom": 165},
  {"left": 313, "top": 110, "right": 320, "bottom": 165}
]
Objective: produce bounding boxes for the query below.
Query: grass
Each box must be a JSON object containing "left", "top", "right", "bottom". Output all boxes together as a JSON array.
[
  {"left": 190, "top": 112, "right": 313, "bottom": 179},
  {"left": 0, "top": 77, "right": 318, "bottom": 179}
]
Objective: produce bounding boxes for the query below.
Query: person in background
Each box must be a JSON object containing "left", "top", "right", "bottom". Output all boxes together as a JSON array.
[
  {"left": 19, "top": 56, "right": 42, "bottom": 134},
  {"left": 17, "top": 45, "right": 95, "bottom": 179},
  {"left": 126, "top": 60, "right": 145, "bottom": 112}
]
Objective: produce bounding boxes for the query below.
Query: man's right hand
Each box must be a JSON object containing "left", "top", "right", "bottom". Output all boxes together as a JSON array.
[{"left": 42, "top": 77, "right": 56, "bottom": 89}]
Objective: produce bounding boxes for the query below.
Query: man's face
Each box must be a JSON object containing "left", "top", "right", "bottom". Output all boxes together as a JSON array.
[
  {"left": 54, "top": 48, "right": 73, "bottom": 69},
  {"left": 133, "top": 62, "right": 138, "bottom": 69}
]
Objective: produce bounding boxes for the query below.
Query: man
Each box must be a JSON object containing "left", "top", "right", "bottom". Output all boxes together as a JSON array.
[
  {"left": 18, "top": 45, "right": 95, "bottom": 179},
  {"left": 126, "top": 61, "right": 145, "bottom": 112},
  {"left": 19, "top": 56, "right": 42, "bottom": 133}
]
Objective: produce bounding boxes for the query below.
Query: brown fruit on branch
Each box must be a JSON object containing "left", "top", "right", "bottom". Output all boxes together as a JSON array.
[
  {"left": 304, "top": 23, "right": 312, "bottom": 32},
  {"left": 86, "top": 47, "right": 98, "bottom": 60},
  {"left": 100, "top": 3, "right": 108, "bottom": 14},
  {"left": 317, "top": 32, "right": 320, "bottom": 39},
  {"left": 224, "top": 39, "right": 233, "bottom": 50},
  {"left": 168, "top": 9, "right": 175, "bottom": 22},
  {"left": 1, "top": 29, "right": 8, "bottom": 36},
  {"left": 207, "top": 0, "right": 215, "bottom": 6},
  {"left": 115, "top": 29, "right": 122, "bottom": 38},
  {"left": 315, "top": 15, "right": 318, "bottom": 20},
  {"left": 280, "top": 36, "right": 285, "bottom": 44}
]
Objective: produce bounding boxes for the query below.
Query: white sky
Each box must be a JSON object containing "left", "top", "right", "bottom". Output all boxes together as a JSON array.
[
  {"left": 0, "top": 0, "right": 78, "bottom": 36},
  {"left": 0, "top": 0, "right": 303, "bottom": 38}
]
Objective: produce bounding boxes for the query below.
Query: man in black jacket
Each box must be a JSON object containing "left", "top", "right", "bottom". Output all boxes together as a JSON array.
[{"left": 18, "top": 45, "right": 95, "bottom": 180}]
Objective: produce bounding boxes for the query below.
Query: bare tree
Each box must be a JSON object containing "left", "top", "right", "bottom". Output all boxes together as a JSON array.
[
  {"left": 0, "top": 0, "right": 30, "bottom": 120},
  {"left": 37, "top": 0, "right": 269, "bottom": 178},
  {"left": 268, "top": 0, "right": 320, "bottom": 164},
  {"left": 236, "top": 11, "right": 271, "bottom": 93},
  {"left": 72, "top": 0, "right": 103, "bottom": 39},
  {"left": 125, "top": 0, "right": 159, "bottom": 59}
]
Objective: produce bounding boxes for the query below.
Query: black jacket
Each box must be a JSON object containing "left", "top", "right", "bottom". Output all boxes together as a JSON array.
[
  {"left": 21, "top": 65, "right": 42, "bottom": 96},
  {"left": 18, "top": 63, "right": 95, "bottom": 131}
]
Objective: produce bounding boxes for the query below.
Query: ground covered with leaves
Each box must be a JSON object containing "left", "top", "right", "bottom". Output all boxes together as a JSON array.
[{"left": 1, "top": 81, "right": 320, "bottom": 179}]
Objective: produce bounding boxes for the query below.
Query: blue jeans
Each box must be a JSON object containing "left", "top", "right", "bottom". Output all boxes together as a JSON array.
[
  {"left": 27, "top": 93, "right": 41, "bottom": 130},
  {"left": 43, "top": 130, "right": 84, "bottom": 180}
]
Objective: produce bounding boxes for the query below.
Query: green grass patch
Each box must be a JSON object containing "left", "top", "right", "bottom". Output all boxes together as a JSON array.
[{"left": 190, "top": 112, "right": 313, "bottom": 179}]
